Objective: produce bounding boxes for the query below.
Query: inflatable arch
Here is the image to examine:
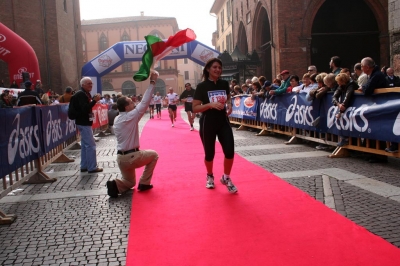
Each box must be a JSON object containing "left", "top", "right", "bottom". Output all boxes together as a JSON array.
[
  {"left": 81, "top": 40, "right": 221, "bottom": 95},
  {"left": 0, "top": 23, "right": 41, "bottom": 87}
]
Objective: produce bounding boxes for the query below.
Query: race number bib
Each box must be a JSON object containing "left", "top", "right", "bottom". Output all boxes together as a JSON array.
[
  {"left": 186, "top": 97, "right": 193, "bottom": 103},
  {"left": 208, "top": 90, "right": 227, "bottom": 104}
]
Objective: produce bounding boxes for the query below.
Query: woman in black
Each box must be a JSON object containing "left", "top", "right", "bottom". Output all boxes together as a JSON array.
[{"left": 192, "top": 58, "right": 237, "bottom": 193}]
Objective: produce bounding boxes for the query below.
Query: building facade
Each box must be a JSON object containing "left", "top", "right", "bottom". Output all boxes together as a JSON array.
[
  {"left": 212, "top": 0, "right": 389, "bottom": 82},
  {"left": 177, "top": 58, "right": 203, "bottom": 88},
  {"left": 0, "top": 0, "right": 83, "bottom": 94},
  {"left": 81, "top": 14, "right": 202, "bottom": 96},
  {"left": 211, "top": 0, "right": 234, "bottom": 54}
]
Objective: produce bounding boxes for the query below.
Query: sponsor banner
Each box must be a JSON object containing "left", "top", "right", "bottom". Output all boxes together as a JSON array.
[
  {"left": 0, "top": 23, "right": 41, "bottom": 86},
  {"left": 191, "top": 43, "right": 219, "bottom": 64},
  {"left": 240, "top": 93, "right": 400, "bottom": 142},
  {"left": 58, "top": 104, "right": 77, "bottom": 142},
  {"left": 40, "top": 105, "right": 78, "bottom": 153},
  {"left": 321, "top": 93, "right": 400, "bottom": 142},
  {"left": 0, "top": 107, "right": 43, "bottom": 178},
  {"left": 92, "top": 103, "right": 109, "bottom": 129},
  {"left": 91, "top": 48, "right": 121, "bottom": 74},
  {"left": 123, "top": 41, "right": 189, "bottom": 59},
  {"left": 258, "top": 94, "right": 320, "bottom": 130},
  {"left": 230, "top": 95, "right": 258, "bottom": 120}
]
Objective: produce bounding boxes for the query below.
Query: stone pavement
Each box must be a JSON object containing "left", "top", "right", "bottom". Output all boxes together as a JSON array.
[{"left": 1, "top": 108, "right": 400, "bottom": 265}]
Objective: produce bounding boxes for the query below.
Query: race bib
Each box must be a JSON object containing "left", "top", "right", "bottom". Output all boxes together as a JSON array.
[
  {"left": 208, "top": 90, "right": 227, "bottom": 104},
  {"left": 187, "top": 97, "right": 193, "bottom": 103}
]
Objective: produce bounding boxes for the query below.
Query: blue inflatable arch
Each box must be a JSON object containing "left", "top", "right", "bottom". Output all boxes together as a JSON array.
[{"left": 81, "top": 40, "right": 220, "bottom": 95}]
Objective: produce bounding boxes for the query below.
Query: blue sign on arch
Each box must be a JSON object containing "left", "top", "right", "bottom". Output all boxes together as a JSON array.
[{"left": 81, "top": 40, "right": 220, "bottom": 95}]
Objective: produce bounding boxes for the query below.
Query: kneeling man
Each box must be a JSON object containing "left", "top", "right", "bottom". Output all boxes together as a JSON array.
[{"left": 106, "top": 72, "right": 159, "bottom": 198}]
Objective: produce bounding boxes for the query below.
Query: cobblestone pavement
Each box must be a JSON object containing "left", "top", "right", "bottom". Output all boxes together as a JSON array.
[{"left": 1, "top": 110, "right": 400, "bottom": 265}]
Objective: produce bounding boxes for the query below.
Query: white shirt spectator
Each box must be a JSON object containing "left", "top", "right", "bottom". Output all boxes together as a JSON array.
[{"left": 292, "top": 83, "right": 318, "bottom": 93}]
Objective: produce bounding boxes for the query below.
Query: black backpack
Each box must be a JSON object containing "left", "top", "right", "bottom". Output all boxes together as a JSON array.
[{"left": 68, "top": 91, "right": 83, "bottom": 120}]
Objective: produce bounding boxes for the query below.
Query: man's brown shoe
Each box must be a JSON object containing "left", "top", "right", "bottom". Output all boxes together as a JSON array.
[{"left": 88, "top": 168, "right": 103, "bottom": 173}]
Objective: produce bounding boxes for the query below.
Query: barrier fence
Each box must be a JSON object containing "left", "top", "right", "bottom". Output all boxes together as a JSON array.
[
  {"left": 0, "top": 103, "right": 109, "bottom": 224},
  {"left": 229, "top": 88, "right": 400, "bottom": 158}
]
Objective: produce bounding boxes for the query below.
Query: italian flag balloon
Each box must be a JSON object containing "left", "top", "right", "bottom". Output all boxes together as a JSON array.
[{"left": 133, "top": 28, "right": 196, "bottom": 82}]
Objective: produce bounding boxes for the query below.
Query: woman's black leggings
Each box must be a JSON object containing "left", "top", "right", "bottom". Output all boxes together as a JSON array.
[
  {"left": 199, "top": 113, "right": 234, "bottom": 161},
  {"left": 155, "top": 104, "right": 161, "bottom": 114}
]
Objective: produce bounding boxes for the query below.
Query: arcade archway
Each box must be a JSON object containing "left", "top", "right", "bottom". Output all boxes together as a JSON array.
[
  {"left": 311, "top": 0, "right": 380, "bottom": 71},
  {"left": 253, "top": 4, "right": 272, "bottom": 81},
  {"left": 237, "top": 22, "right": 249, "bottom": 55}
]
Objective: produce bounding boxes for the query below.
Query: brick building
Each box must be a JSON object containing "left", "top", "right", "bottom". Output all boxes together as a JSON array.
[
  {"left": 81, "top": 14, "right": 202, "bottom": 96},
  {"left": 213, "top": 0, "right": 389, "bottom": 82},
  {"left": 0, "top": 0, "right": 83, "bottom": 94}
]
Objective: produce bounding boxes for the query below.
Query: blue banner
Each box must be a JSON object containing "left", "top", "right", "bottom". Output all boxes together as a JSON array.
[
  {"left": 1, "top": 105, "right": 77, "bottom": 178},
  {"left": 231, "top": 95, "right": 258, "bottom": 120},
  {"left": 39, "top": 105, "right": 76, "bottom": 153},
  {"left": 232, "top": 92, "right": 400, "bottom": 143},
  {"left": 0, "top": 107, "right": 43, "bottom": 178}
]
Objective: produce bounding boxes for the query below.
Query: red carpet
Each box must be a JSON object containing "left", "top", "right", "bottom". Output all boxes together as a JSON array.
[{"left": 126, "top": 106, "right": 400, "bottom": 265}]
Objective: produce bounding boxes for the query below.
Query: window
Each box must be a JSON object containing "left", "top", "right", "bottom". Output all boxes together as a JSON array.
[
  {"left": 184, "top": 71, "right": 189, "bottom": 80},
  {"left": 221, "top": 9, "right": 224, "bottom": 32},
  {"left": 246, "top": 0, "right": 249, "bottom": 9},
  {"left": 63, "top": 0, "right": 67, "bottom": 12},
  {"left": 241, "top": 2, "right": 243, "bottom": 17},
  {"left": 236, "top": 8, "right": 238, "bottom": 21},
  {"left": 226, "top": 34, "right": 232, "bottom": 53},
  {"left": 99, "top": 33, "right": 108, "bottom": 51},
  {"left": 82, "top": 38, "right": 86, "bottom": 52},
  {"left": 217, "top": 18, "right": 220, "bottom": 34},
  {"left": 121, "top": 32, "right": 130, "bottom": 41},
  {"left": 122, "top": 62, "right": 132, "bottom": 72},
  {"left": 102, "top": 82, "right": 114, "bottom": 91},
  {"left": 184, "top": 58, "right": 188, "bottom": 64},
  {"left": 226, "top": 1, "right": 232, "bottom": 24},
  {"left": 246, "top": 12, "right": 251, "bottom": 24},
  {"left": 122, "top": 81, "right": 136, "bottom": 96}
]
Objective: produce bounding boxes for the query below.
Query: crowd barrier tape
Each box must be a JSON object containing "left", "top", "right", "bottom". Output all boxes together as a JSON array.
[
  {"left": 0, "top": 103, "right": 109, "bottom": 224},
  {"left": 230, "top": 89, "right": 400, "bottom": 158}
]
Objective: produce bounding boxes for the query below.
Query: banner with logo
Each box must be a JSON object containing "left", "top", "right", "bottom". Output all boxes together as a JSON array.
[
  {"left": 320, "top": 93, "right": 400, "bottom": 143},
  {"left": 230, "top": 95, "right": 259, "bottom": 120},
  {"left": 39, "top": 105, "right": 78, "bottom": 153},
  {"left": 258, "top": 94, "right": 321, "bottom": 130},
  {"left": 0, "top": 107, "right": 43, "bottom": 178},
  {"left": 91, "top": 103, "right": 109, "bottom": 129},
  {"left": 0, "top": 23, "right": 41, "bottom": 86},
  {"left": 234, "top": 93, "right": 400, "bottom": 143},
  {"left": 58, "top": 104, "right": 77, "bottom": 141}
]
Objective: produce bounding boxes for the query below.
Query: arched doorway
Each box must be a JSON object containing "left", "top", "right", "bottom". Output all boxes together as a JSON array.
[
  {"left": 311, "top": 0, "right": 380, "bottom": 72},
  {"left": 155, "top": 79, "right": 166, "bottom": 96},
  {"left": 121, "top": 81, "right": 136, "bottom": 96},
  {"left": 237, "top": 22, "right": 249, "bottom": 55},
  {"left": 253, "top": 5, "right": 272, "bottom": 81}
]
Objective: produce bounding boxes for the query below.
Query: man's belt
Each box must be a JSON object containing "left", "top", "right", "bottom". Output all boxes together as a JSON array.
[{"left": 117, "top": 148, "right": 139, "bottom": 155}]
